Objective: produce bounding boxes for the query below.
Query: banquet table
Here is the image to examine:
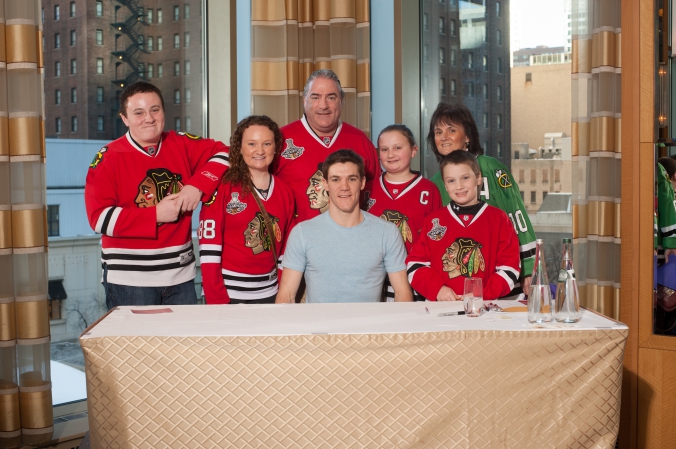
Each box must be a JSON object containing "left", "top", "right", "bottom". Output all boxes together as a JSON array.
[{"left": 80, "top": 301, "right": 628, "bottom": 448}]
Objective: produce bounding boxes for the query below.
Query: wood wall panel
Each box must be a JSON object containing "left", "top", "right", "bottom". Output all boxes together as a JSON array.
[{"left": 637, "top": 349, "right": 676, "bottom": 449}]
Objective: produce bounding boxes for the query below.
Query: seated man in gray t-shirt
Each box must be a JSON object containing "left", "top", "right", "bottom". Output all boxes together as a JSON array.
[{"left": 276, "top": 150, "right": 413, "bottom": 303}]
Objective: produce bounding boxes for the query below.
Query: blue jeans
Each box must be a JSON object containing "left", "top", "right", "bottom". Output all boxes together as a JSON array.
[{"left": 103, "top": 265, "right": 197, "bottom": 309}]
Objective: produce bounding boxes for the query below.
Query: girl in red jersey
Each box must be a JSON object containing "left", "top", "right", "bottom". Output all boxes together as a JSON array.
[
  {"left": 199, "top": 116, "right": 295, "bottom": 304},
  {"left": 363, "top": 124, "right": 442, "bottom": 300}
]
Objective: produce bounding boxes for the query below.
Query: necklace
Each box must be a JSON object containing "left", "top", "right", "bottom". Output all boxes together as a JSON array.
[{"left": 253, "top": 174, "right": 271, "bottom": 199}]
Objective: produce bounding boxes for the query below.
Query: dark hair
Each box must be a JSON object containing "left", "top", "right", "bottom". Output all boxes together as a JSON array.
[
  {"left": 427, "top": 102, "right": 483, "bottom": 162},
  {"left": 377, "top": 124, "right": 417, "bottom": 148},
  {"left": 119, "top": 81, "right": 165, "bottom": 117},
  {"left": 303, "top": 69, "right": 345, "bottom": 101},
  {"left": 224, "top": 115, "right": 283, "bottom": 195},
  {"left": 659, "top": 157, "right": 676, "bottom": 180},
  {"left": 321, "top": 149, "right": 365, "bottom": 180},
  {"left": 439, "top": 150, "right": 481, "bottom": 178}
]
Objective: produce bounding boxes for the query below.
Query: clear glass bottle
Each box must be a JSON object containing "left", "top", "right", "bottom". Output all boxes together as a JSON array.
[
  {"left": 554, "top": 238, "right": 581, "bottom": 323},
  {"left": 528, "top": 239, "right": 552, "bottom": 323}
]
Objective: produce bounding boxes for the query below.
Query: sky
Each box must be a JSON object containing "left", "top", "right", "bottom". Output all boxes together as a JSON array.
[{"left": 510, "top": 0, "right": 568, "bottom": 53}]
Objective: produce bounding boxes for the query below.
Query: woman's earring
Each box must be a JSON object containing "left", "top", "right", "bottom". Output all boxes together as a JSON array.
[{"left": 464, "top": 141, "right": 470, "bottom": 150}]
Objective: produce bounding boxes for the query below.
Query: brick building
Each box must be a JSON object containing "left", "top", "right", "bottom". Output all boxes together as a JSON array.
[{"left": 42, "top": 0, "right": 204, "bottom": 140}]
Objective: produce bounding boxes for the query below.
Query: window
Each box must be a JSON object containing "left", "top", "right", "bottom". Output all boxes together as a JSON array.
[
  {"left": 185, "top": 88, "right": 191, "bottom": 103},
  {"left": 497, "top": 58, "right": 503, "bottom": 73},
  {"left": 467, "top": 52, "right": 474, "bottom": 68},
  {"left": 70, "top": 30, "right": 76, "bottom": 46},
  {"left": 157, "top": 37, "right": 163, "bottom": 51},
  {"left": 96, "top": 30, "right": 103, "bottom": 45},
  {"left": 71, "top": 116, "right": 77, "bottom": 132},
  {"left": 138, "top": 63, "right": 145, "bottom": 77},
  {"left": 526, "top": 72, "right": 532, "bottom": 82},
  {"left": 97, "top": 116, "right": 104, "bottom": 132},
  {"left": 42, "top": 7, "right": 44, "bottom": 24},
  {"left": 440, "top": 78, "right": 446, "bottom": 96},
  {"left": 184, "top": 60, "right": 190, "bottom": 75},
  {"left": 496, "top": 142, "right": 502, "bottom": 157},
  {"left": 555, "top": 169, "right": 561, "bottom": 182},
  {"left": 174, "top": 117, "right": 181, "bottom": 131},
  {"left": 96, "top": 58, "right": 103, "bottom": 74},
  {"left": 54, "top": 61, "right": 61, "bottom": 77},
  {"left": 542, "top": 169, "right": 549, "bottom": 182},
  {"left": 451, "top": 49, "right": 457, "bottom": 66},
  {"left": 530, "top": 191, "right": 536, "bottom": 204},
  {"left": 519, "top": 170, "right": 525, "bottom": 182},
  {"left": 497, "top": 114, "right": 502, "bottom": 129},
  {"left": 96, "top": 1, "right": 102, "bottom": 16},
  {"left": 483, "top": 55, "right": 488, "bottom": 71},
  {"left": 497, "top": 30, "right": 502, "bottom": 46},
  {"left": 70, "top": 59, "right": 76, "bottom": 74},
  {"left": 96, "top": 86, "right": 104, "bottom": 103},
  {"left": 543, "top": 191, "right": 548, "bottom": 201},
  {"left": 174, "top": 61, "right": 180, "bottom": 76},
  {"left": 450, "top": 19, "right": 456, "bottom": 36},
  {"left": 520, "top": 191, "right": 524, "bottom": 201},
  {"left": 54, "top": 33, "right": 60, "bottom": 49},
  {"left": 439, "top": 17, "right": 445, "bottom": 34},
  {"left": 158, "top": 63, "right": 163, "bottom": 78},
  {"left": 47, "top": 205, "right": 60, "bottom": 237},
  {"left": 439, "top": 48, "right": 445, "bottom": 65},
  {"left": 174, "top": 34, "right": 180, "bottom": 49},
  {"left": 147, "top": 64, "right": 154, "bottom": 78},
  {"left": 496, "top": 2, "right": 501, "bottom": 17},
  {"left": 70, "top": 87, "right": 76, "bottom": 103},
  {"left": 185, "top": 116, "right": 192, "bottom": 131},
  {"left": 468, "top": 82, "right": 474, "bottom": 97},
  {"left": 157, "top": 9, "right": 163, "bottom": 23},
  {"left": 174, "top": 5, "right": 180, "bottom": 20},
  {"left": 483, "top": 84, "right": 488, "bottom": 99},
  {"left": 55, "top": 89, "right": 61, "bottom": 105},
  {"left": 55, "top": 117, "right": 61, "bottom": 134},
  {"left": 483, "top": 113, "right": 488, "bottom": 128},
  {"left": 54, "top": 5, "right": 60, "bottom": 20},
  {"left": 497, "top": 85, "right": 503, "bottom": 101},
  {"left": 423, "top": 13, "right": 428, "bottom": 30},
  {"left": 69, "top": 2, "right": 75, "bottom": 17},
  {"left": 450, "top": 79, "right": 456, "bottom": 96},
  {"left": 174, "top": 89, "right": 180, "bottom": 104},
  {"left": 147, "top": 37, "right": 153, "bottom": 51},
  {"left": 184, "top": 32, "right": 190, "bottom": 47},
  {"left": 530, "top": 169, "right": 536, "bottom": 182},
  {"left": 184, "top": 3, "right": 190, "bottom": 19},
  {"left": 147, "top": 8, "right": 153, "bottom": 23}
]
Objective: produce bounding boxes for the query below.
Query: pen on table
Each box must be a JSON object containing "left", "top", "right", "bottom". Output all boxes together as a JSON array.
[
  {"left": 438, "top": 311, "right": 466, "bottom": 317},
  {"left": 425, "top": 307, "right": 430, "bottom": 314}
]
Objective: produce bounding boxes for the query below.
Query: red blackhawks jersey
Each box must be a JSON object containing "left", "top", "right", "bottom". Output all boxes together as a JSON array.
[
  {"left": 198, "top": 177, "right": 295, "bottom": 304},
  {"left": 274, "top": 116, "right": 380, "bottom": 224},
  {"left": 406, "top": 202, "right": 521, "bottom": 301},
  {"left": 85, "top": 130, "right": 230, "bottom": 287},
  {"left": 363, "top": 173, "right": 442, "bottom": 253}
]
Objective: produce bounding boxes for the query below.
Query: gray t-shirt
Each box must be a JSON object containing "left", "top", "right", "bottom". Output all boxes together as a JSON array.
[{"left": 282, "top": 211, "right": 407, "bottom": 303}]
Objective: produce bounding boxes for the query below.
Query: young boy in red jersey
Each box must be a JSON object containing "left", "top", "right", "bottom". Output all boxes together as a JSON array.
[
  {"left": 406, "top": 151, "right": 520, "bottom": 301},
  {"left": 363, "top": 124, "right": 441, "bottom": 300}
]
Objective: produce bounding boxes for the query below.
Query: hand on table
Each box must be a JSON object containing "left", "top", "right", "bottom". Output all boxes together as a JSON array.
[
  {"left": 521, "top": 276, "right": 532, "bottom": 296},
  {"left": 437, "top": 286, "right": 461, "bottom": 301}
]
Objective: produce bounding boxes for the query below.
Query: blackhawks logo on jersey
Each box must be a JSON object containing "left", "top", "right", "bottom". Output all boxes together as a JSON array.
[
  {"left": 427, "top": 218, "right": 447, "bottom": 241},
  {"left": 442, "top": 237, "right": 486, "bottom": 279},
  {"left": 135, "top": 168, "right": 183, "bottom": 208},
  {"left": 495, "top": 169, "right": 512, "bottom": 189},
  {"left": 281, "top": 138, "right": 304, "bottom": 160},
  {"left": 226, "top": 192, "right": 247, "bottom": 215},
  {"left": 89, "top": 146, "right": 108, "bottom": 168},
  {"left": 178, "top": 131, "right": 202, "bottom": 140},
  {"left": 381, "top": 210, "right": 413, "bottom": 243},
  {"left": 244, "top": 211, "right": 281, "bottom": 255}
]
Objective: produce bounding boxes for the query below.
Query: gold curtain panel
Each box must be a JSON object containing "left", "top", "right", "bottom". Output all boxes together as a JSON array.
[
  {"left": 0, "top": 302, "right": 15, "bottom": 341},
  {"left": 15, "top": 299, "right": 48, "bottom": 340},
  {"left": 8, "top": 116, "right": 40, "bottom": 156},
  {"left": 11, "top": 208, "right": 43, "bottom": 248},
  {"left": 5, "top": 24, "right": 36, "bottom": 64}
]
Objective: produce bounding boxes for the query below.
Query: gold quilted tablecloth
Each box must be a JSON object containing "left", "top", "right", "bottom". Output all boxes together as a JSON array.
[{"left": 80, "top": 303, "right": 627, "bottom": 448}]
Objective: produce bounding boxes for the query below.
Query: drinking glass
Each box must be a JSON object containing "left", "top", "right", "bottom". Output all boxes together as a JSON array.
[{"left": 463, "top": 277, "right": 483, "bottom": 317}]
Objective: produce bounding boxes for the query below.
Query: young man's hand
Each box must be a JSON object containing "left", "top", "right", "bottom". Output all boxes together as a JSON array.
[
  {"left": 437, "top": 286, "right": 461, "bottom": 301},
  {"left": 156, "top": 193, "right": 180, "bottom": 223},
  {"left": 176, "top": 185, "right": 203, "bottom": 212}
]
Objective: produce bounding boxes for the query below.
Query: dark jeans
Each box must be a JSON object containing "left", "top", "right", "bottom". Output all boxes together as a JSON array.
[{"left": 103, "top": 266, "right": 197, "bottom": 309}]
